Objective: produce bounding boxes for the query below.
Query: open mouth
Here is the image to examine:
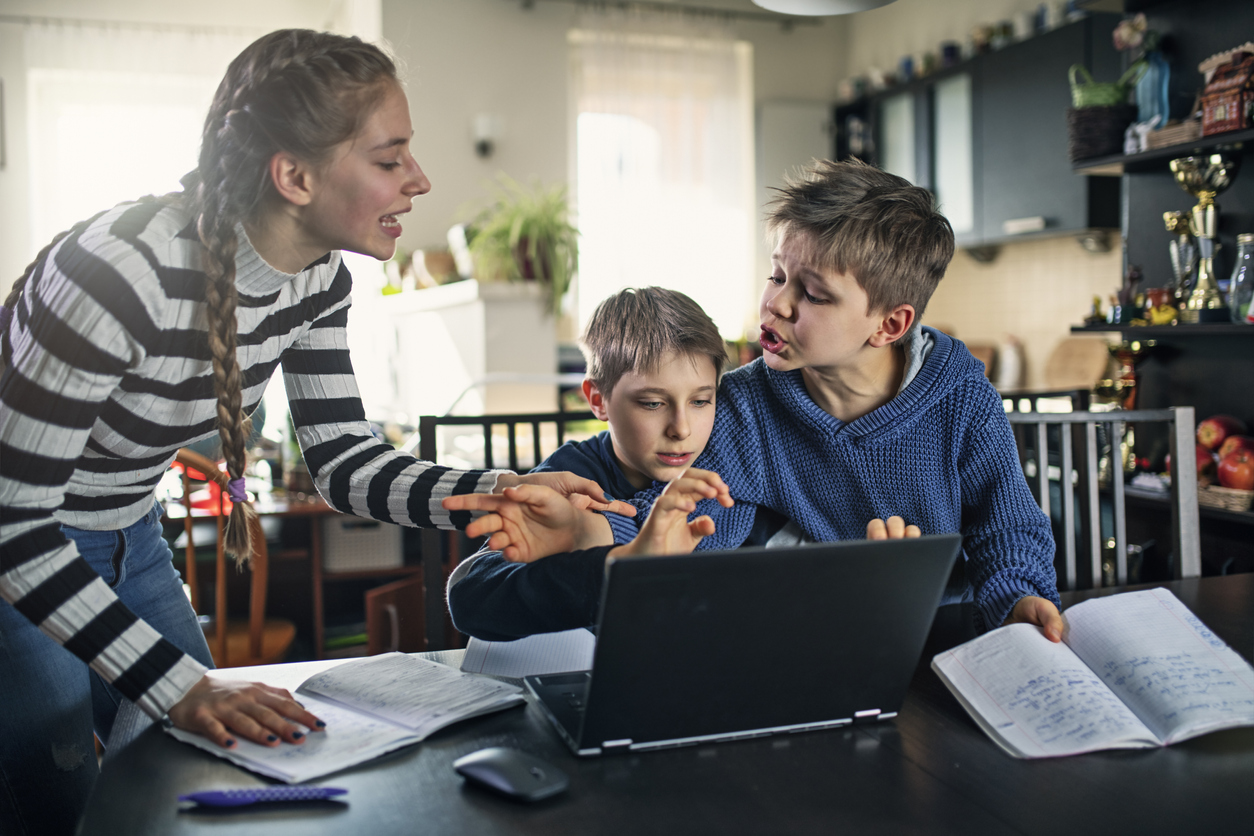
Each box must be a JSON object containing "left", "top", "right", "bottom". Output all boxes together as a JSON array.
[
  {"left": 759, "top": 326, "right": 784, "bottom": 354},
  {"left": 380, "top": 213, "right": 403, "bottom": 238}
]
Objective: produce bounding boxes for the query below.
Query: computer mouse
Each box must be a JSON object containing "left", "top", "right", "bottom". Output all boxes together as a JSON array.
[{"left": 453, "top": 747, "right": 569, "bottom": 802}]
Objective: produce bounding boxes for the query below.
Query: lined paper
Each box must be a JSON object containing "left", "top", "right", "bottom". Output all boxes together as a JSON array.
[{"left": 461, "top": 628, "right": 597, "bottom": 679}]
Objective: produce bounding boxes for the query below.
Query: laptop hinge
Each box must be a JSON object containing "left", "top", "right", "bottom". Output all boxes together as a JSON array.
[{"left": 601, "top": 738, "right": 633, "bottom": 751}]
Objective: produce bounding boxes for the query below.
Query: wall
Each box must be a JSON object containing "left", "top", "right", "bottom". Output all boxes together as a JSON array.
[
  {"left": 840, "top": 0, "right": 1124, "bottom": 387},
  {"left": 381, "top": 0, "right": 848, "bottom": 253},
  {"left": 0, "top": 0, "right": 361, "bottom": 297}
]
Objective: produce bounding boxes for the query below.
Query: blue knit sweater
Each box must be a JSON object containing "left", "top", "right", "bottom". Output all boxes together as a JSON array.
[{"left": 602, "top": 327, "right": 1059, "bottom": 632}]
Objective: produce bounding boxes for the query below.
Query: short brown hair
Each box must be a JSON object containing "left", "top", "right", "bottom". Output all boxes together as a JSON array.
[
  {"left": 765, "top": 158, "right": 954, "bottom": 320},
  {"left": 580, "top": 287, "right": 726, "bottom": 398}
]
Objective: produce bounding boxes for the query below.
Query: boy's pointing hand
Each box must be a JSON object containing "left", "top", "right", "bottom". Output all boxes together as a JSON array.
[{"left": 609, "top": 472, "right": 729, "bottom": 559}]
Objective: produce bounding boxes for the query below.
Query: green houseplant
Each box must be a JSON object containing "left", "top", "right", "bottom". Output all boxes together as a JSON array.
[{"left": 467, "top": 175, "right": 579, "bottom": 315}]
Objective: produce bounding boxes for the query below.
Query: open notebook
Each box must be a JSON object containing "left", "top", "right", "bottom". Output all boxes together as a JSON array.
[
  {"left": 932, "top": 588, "right": 1254, "bottom": 758},
  {"left": 167, "top": 653, "right": 523, "bottom": 782}
]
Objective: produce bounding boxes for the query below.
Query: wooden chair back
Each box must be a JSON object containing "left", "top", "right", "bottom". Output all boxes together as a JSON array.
[
  {"left": 1006, "top": 407, "right": 1200, "bottom": 591},
  {"left": 173, "top": 448, "right": 295, "bottom": 667},
  {"left": 416, "top": 410, "right": 599, "bottom": 649}
]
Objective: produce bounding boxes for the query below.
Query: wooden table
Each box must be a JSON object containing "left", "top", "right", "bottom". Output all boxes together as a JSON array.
[{"left": 79, "top": 574, "right": 1254, "bottom": 835}]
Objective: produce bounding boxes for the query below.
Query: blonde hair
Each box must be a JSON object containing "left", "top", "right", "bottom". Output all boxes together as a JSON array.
[{"left": 580, "top": 287, "right": 726, "bottom": 399}]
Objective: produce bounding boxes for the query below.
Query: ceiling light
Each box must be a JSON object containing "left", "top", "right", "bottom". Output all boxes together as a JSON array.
[{"left": 752, "top": 0, "right": 897, "bottom": 15}]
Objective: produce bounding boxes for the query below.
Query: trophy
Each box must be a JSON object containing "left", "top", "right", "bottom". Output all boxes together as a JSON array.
[
  {"left": 1163, "top": 210, "right": 1197, "bottom": 306},
  {"left": 1168, "top": 154, "right": 1241, "bottom": 323}
]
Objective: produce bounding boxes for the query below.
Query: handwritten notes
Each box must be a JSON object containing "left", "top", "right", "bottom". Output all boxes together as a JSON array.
[{"left": 932, "top": 590, "right": 1254, "bottom": 758}]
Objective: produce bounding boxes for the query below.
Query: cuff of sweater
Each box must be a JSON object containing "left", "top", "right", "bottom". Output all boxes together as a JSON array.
[
  {"left": 601, "top": 511, "right": 639, "bottom": 545},
  {"left": 976, "top": 575, "right": 1059, "bottom": 634},
  {"left": 134, "top": 652, "right": 210, "bottom": 721},
  {"left": 479, "top": 470, "right": 514, "bottom": 494}
]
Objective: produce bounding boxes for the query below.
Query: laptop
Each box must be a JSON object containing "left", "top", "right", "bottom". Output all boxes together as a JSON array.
[{"left": 524, "top": 534, "right": 962, "bottom": 756}]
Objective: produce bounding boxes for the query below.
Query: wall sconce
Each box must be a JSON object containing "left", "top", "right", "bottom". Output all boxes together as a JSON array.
[{"left": 473, "top": 113, "right": 500, "bottom": 159}]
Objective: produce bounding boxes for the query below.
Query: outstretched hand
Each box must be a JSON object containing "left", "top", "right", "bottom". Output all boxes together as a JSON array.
[
  {"left": 167, "top": 674, "right": 325, "bottom": 749},
  {"left": 443, "top": 484, "right": 590, "bottom": 562},
  {"left": 496, "top": 471, "right": 637, "bottom": 517},
  {"left": 608, "top": 472, "right": 729, "bottom": 559},
  {"left": 1003, "top": 596, "right": 1064, "bottom": 643}
]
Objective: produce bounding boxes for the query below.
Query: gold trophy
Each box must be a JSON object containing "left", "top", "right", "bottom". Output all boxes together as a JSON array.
[{"left": 1168, "top": 154, "right": 1241, "bottom": 323}]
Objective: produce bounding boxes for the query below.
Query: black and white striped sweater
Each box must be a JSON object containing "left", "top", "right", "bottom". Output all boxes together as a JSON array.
[{"left": 0, "top": 198, "right": 501, "bottom": 719}]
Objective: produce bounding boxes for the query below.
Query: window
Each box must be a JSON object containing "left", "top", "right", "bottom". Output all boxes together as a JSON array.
[{"left": 570, "top": 17, "right": 755, "bottom": 339}]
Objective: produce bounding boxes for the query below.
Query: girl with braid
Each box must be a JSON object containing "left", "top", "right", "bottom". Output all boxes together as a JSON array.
[{"left": 0, "top": 29, "right": 627, "bottom": 835}]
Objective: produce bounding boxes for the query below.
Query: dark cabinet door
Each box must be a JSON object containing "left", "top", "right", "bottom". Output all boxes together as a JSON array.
[{"left": 978, "top": 15, "right": 1120, "bottom": 243}]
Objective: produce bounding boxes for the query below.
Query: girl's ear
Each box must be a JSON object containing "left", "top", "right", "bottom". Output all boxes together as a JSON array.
[
  {"left": 268, "top": 151, "right": 315, "bottom": 206},
  {"left": 869, "top": 303, "right": 916, "bottom": 348},
  {"left": 583, "top": 378, "right": 610, "bottom": 421}
]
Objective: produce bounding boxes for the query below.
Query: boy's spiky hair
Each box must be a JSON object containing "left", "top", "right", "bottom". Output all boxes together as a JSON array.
[
  {"left": 765, "top": 158, "right": 955, "bottom": 320},
  {"left": 580, "top": 287, "right": 726, "bottom": 398}
]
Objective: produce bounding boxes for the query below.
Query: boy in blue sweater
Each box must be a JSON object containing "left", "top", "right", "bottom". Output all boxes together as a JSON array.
[{"left": 449, "top": 160, "right": 1061, "bottom": 641}]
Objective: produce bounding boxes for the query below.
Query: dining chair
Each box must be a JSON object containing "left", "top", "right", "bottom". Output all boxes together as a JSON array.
[
  {"left": 414, "top": 410, "right": 600, "bottom": 648},
  {"left": 1006, "top": 407, "right": 1200, "bottom": 591},
  {"left": 172, "top": 448, "right": 296, "bottom": 667}
]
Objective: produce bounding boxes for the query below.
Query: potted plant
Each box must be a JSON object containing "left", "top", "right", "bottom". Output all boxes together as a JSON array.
[{"left": 467, "top": 174, "right": 579, "bottom": 315}]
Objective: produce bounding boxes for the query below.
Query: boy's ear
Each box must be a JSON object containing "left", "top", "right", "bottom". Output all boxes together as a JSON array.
[
  {"left": 268, "top": 151, "right": 315, "bottom": 207},
  {"left": 869, "top": 303, "right": 915, "bottom": 348},
  {"left": 582, "top": 379, "right": 611, "bottom": 421}
]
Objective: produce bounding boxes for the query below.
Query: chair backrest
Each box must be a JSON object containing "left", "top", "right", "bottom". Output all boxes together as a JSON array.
[
  {"left": 1006, "top": 407, "right": 1199, "bottom": 591},
  {"left": 416, "top": 410, "right": 599, "bottom": 648},
  {"left": 172, "top": 448, "right": 278, "bottom": 666}
]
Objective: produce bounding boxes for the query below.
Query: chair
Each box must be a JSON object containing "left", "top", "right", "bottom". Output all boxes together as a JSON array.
[
  {"left": 415, "top": 410, "right": 599, "bottom": 649},
  {"left": 172, "top": 448, "right": 296, "bottom": 667},
  {"left": 1006, "top": 407, "right": 1200, "bottom": 591}
]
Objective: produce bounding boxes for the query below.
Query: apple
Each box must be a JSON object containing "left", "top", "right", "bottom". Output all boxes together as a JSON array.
[
  {"left": 1168, "top": 444, "right": 1217, "bottom": 482},
  {"left": 1217, "top": 434, "right": 1254, "bottom": 460},
  {"left": 1217, "top": 449, "right": 1254, "bottom": 491},
  {"left": 1197, "top": 414, "right": 1248, "bottom": 450}
]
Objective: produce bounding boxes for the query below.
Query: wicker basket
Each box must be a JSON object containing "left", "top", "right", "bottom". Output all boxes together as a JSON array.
[
  {"left": 1066, "top": 105, "right": 1137, "bottom": 161},
  {"left": 1069, "top": 64, "right": 1146, "bottom": 108},
  {"left": 1198, "top": 485, "right": 1254, "bottom": 512}
]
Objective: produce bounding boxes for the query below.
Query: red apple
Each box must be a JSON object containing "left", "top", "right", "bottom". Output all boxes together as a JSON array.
[
  {"left": 1217, "top": 449, "right": 1254, "bottom": 491},
  {"left": 1197, "top": 414, "right": 1248, "bottom": 450},
  {"left": 1217, "top": 434, "right": 1254, "bottom": 460},
  {"left": 1168, "top": 444, "right": 1217, "bottom": 482}
]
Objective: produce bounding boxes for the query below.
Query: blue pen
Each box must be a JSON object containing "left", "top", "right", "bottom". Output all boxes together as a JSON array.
[{"left": 179, "top": 786, "right": 348, "bottom": 807}]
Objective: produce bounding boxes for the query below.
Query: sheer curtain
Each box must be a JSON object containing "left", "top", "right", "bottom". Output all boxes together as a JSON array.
[{"left": 569, "top": 9, "right": 755, "bottom": 339}]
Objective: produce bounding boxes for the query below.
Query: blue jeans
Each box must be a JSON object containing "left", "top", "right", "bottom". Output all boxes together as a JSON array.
[{"left": 0, "top": 503, "right": 213, "bottom": 836}]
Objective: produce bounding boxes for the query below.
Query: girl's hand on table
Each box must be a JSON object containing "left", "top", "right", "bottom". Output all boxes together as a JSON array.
[{"left": 168, "top": 675, "right": 325, "bottom": 749}]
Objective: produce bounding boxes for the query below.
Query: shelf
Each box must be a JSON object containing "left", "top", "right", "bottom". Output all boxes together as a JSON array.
[
  {"left": 1125, "top": 485, "right": 1254, "bottom": 527},
  {"left": 322, "top": 565, "right": 423, "bottom": 582},
  {"left": 1072, "top": 127, "right": 1254, "bottom": 176},
  {"left": 1071, "top": 323, "right": 1254, "bottom": 336}
]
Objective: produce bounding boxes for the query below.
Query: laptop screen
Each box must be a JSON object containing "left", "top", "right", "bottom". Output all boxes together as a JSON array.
[{"left": 573, "top": 535, "right": 962, "bottom": 750}]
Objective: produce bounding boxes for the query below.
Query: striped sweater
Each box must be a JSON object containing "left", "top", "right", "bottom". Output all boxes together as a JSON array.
[{"left": 0, "top": 198, "right": 502, "bottom": 719}]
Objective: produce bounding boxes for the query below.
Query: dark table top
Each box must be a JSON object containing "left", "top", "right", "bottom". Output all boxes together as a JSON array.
[{"left": 80, "top": 574, "right": 1254, "bottom": 836}]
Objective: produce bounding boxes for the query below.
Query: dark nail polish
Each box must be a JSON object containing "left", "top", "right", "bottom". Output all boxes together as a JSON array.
[
  {"left": 267, "top": 734, "right": 278, "bottom": 742},
  {"left": 225, "top": 739, "right": 236, "bottom": 747},
  {"left": 315, "top": 720, "right": 327, "bottom": 728},
  {"left": 292, "top": 731, "right": 304, "bottom": 739}
]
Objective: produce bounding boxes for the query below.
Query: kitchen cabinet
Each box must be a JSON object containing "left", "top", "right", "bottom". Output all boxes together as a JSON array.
[{"left": 838, "top": 13, "right": 1121, "bottom": 249}]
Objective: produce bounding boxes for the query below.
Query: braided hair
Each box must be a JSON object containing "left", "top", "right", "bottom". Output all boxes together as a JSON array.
[
  {"left": 190, "top": 29, "right": 397, "bottom": 562},
  {"left": 3, "top": 30, "right": 398, "bottom": 563}
]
